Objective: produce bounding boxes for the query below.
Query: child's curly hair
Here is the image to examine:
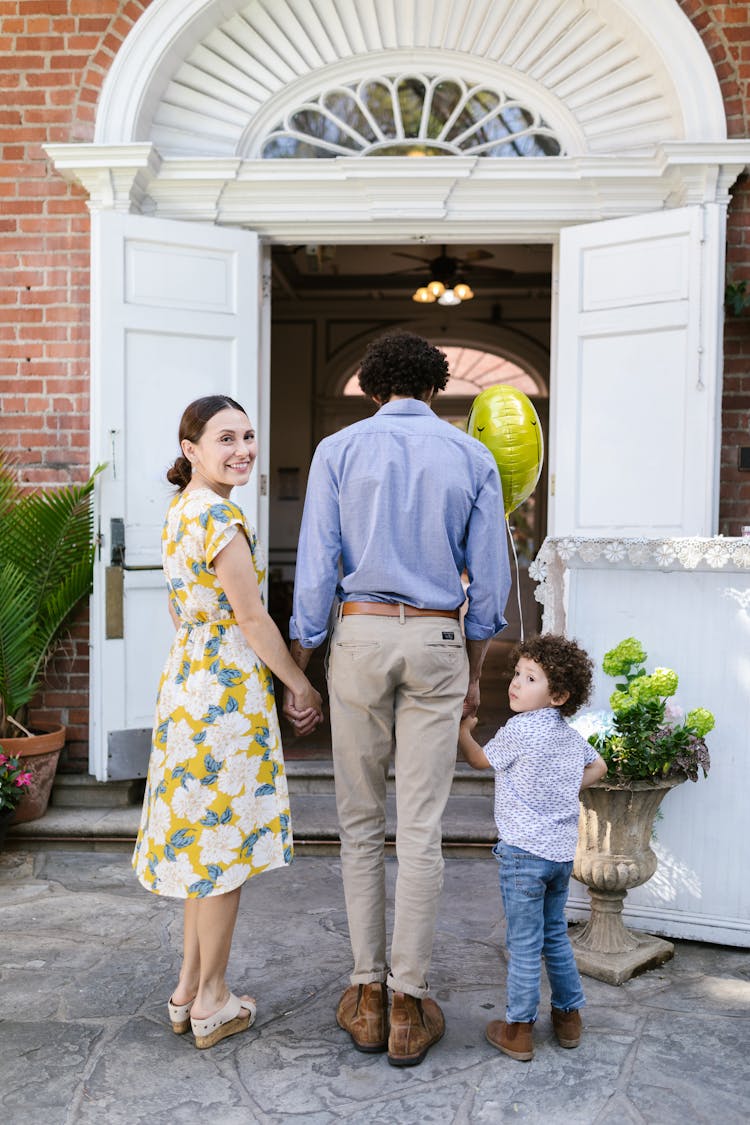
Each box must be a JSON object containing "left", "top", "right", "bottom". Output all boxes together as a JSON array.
[{"left": 510, "top": 634, "right": 593, "bottom": 717}]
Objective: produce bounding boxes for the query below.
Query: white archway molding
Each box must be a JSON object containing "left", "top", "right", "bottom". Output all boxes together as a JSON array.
[
  {"left": 319, "top": 318, "right": 550, "bottom": 399},
  {"left": 96, "top": 0, "right": 728, "bottom": 155}
]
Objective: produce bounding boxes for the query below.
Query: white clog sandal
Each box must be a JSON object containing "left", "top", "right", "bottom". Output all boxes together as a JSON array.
[
  {"left": 191, "top": 993, "right": 257, "bottom": 1049},
  {"left": 167, "top": 995, "right": 195, "bottom": 1035}
]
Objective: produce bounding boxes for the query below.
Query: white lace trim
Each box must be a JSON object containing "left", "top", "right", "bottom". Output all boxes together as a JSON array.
[{"left": 530, "top": 537, "right": 750, "bottom": 633}]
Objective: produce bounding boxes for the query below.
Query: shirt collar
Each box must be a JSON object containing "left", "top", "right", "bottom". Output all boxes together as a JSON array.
[{"left": 377, "top": 398, "right": 434, "bottom": 416}]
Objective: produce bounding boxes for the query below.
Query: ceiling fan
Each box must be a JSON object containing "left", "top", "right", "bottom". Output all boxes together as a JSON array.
[{"left": 391, "top": 245, "right": 514, "bottom": 306}]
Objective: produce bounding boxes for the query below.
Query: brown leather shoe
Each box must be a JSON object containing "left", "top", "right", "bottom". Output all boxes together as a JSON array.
[
  {"left": 336, "top": 983, "right": 388, "bottom": 1053},
  {"left": 387, "top": 992, "right": 445, "bottom": 1067},
  {"left": 486, "top": 1019, "right": 534, "bottom": 1060},
  {"left": 551, "top": 1006, "right": 582, "bottom": 1048}
]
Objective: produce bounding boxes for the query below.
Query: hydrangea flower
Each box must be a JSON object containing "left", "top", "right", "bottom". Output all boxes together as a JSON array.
[
  {"left": 583, "top": 637, "right": 712, "bottom": 784},
  {"left": 686, "top": 708, "right": 715, "bottom": 737},
  {"left": 610, "top": 689, "right": 637, "bottom": 714},
  {"left": 568, "top": 709, "right": 616, "bottom": 741},
  {"left": 650, "top": 667, "right": 679, "bottom": 698},
  {"left": 602, "top": 637, "right": 647, "bottom": 677}
]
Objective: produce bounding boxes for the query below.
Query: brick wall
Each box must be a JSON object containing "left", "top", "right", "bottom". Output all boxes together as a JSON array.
[
  {"left": 677, "top": 1, "right": 750, "bottom": 534},
  {"left": 0, "top": 1, "right": 748, "bottom": 771}
]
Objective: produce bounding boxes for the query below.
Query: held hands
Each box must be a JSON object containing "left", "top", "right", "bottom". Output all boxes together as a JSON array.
[
  {"left": 457, "top": 712, "right": 490, "bottom": 771},
  {"left": 283, "top": 681, "right": 324, "bottom": 738},
  {"left": 462, "top": 679, "right": 481, "bottom": 718}
]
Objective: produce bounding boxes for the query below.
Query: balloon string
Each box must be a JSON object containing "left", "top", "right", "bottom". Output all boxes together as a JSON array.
[{"left": 506, "top": 517, "right": 524, "bottom": 644}]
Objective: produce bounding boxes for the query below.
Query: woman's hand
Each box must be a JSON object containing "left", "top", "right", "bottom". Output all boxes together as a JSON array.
[
  {"left": 283, "top": 681, "right": 324, "bottom": 737},
  {"left": 214, "top": 534, "right": 324, "bottom": 732}
]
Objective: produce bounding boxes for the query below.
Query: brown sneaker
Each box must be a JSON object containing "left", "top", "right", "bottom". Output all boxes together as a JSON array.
[
  {"left": 551, "top": 1007, "right": 582, "bottom": 1048},
  {"left": 387, "top": 992, "right": 445, "bottom": 1067},
  {"left": 336, "top": 983, "right": 388, "bottom": 1053},
  {"left": 486, "top": 1019, "right": 534, "bottom": 1060}
]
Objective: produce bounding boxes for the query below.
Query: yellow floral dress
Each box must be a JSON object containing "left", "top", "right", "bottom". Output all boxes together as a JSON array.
[{"left": 133, "top": 487, "right": 292, "bottom": 898}]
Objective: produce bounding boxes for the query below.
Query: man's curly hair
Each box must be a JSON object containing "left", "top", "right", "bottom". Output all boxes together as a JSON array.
[
  {"left": 510, "top": 634, "right": 593, "bottom": 717},
  {"left": 358, "top": 332, "right": 450, "bottom": 401}
]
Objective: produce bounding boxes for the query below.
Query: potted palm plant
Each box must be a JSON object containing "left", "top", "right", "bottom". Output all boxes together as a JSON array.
[
  {"left": 0, "top": 451, "right": 101, "bottom": 823},
  {"left": 568, "top": 637, "right": 713, "bottom": 984}
]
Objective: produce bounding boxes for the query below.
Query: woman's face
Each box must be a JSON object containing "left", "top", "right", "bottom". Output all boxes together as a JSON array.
[{"left": 181, "top": 407, "right": 257, "bottom": 498}]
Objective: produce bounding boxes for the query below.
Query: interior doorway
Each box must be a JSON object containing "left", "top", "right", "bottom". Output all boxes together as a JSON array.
[{"left": 267, "top": 240, "right": 553, "bottom": 755}]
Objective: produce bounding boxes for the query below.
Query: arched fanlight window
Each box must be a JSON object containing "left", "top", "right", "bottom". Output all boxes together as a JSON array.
[
  {"left": 343, "top": 346, "right": 544, "bottom": 398},
  {"left": 261, "top": 74, "right": 562, "bottom": 160}
]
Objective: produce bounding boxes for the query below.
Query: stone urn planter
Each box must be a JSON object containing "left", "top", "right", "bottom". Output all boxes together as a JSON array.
[
  {"left": 569, "top": 777, "right": 684, "bottom": 985},
  {"left": 7, "top": 723, "right": 66, "bottom": 825}
]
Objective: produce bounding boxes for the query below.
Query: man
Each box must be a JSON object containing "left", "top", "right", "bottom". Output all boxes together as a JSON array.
[{"left": 285, "top": 332, "right": 510, "bottom": 1067}]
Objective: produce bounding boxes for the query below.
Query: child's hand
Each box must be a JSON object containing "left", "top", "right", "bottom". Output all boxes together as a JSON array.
[{"left": 460, "top": 715, "right": 478, "bottom": 734}]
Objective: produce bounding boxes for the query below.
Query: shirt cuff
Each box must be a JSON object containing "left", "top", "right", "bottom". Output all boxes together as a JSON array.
[
  {"left": 464, "top": 617, "right": 507, "bottom": 641},
  {"left": 288, "top": 619, "right": 328, "bottom": 649}
]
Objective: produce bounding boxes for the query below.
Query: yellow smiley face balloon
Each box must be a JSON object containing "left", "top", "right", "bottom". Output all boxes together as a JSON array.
[{"left": 467, "top": 385, "right": 544, "bottom": 516}]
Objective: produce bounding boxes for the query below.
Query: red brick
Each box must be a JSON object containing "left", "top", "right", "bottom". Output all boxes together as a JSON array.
[
  {"left": 0, "top": 55, "right": 47, "bottom": 70},
  {"left": 14, "top": 36, "right": 61, "bottom": 51},
  {"left": 78, "top": 17, "right": 111, "bottom": 33},
  {"left": 25, "top": 71, "right": 75, "bottom": 86},
  {"left": 21, "top": 1, "right": 69, "bottom": 14}
]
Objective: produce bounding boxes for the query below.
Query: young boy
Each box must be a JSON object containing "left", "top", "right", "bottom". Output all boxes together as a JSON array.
[{"left": 459, "top": 634, "right": 607, "bottom": 1061}]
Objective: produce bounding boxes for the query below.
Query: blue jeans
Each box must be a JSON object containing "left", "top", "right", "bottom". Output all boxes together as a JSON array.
[{"left": 495, "top": 841, "right": 585, "bottom": 1023}]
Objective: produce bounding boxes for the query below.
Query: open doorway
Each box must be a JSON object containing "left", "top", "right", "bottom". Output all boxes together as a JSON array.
[{"left": 267, "top": 241, "right": 552, "bottom": 754}]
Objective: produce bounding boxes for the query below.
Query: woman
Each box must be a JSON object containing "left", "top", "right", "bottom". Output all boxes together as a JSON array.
[{"left": 133, "top": 395, "right": 323, "bottom": 1049}]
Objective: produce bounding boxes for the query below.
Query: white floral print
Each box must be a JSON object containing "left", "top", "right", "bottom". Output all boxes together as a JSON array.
[{"left": 132, "top": 488, "right": 293, "bottom": 899}]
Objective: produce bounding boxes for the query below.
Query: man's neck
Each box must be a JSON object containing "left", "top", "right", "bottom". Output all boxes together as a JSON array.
[{"left": 376, "top": 391, "right": 434, "bottom": 405}]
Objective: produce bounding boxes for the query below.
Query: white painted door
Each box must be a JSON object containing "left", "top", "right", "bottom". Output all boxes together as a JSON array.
[
  {"left": 90, "top": 212, "right": 266, "bottom": 781},
  {"left": 550, "top": 205, "right": 725, "bottom": 537}
]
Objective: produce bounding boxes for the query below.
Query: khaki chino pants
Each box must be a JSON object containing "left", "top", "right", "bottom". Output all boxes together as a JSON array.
[{"left": 327, "top": 611, "right": 470, "bottom": 998}]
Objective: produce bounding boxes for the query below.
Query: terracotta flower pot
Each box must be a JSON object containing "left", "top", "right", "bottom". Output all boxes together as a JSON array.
[
  {"left": 5, "top": 723, "right": 66, "bottom": 825},
  {"left": 569, "top": 777, "right": 684, "bottom": 985}
]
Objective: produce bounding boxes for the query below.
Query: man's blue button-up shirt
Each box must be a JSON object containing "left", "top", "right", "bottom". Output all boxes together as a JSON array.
[{"left": 289, "top": 398, "right": 511, "bottom": 648}]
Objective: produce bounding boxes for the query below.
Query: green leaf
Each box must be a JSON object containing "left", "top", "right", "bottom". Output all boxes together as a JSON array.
[
  {"left": 0, "top": 453, "right": 102, "bottom": 737},
  {"left": 0, "top": 562, "right": 39, "bottom": 721}
]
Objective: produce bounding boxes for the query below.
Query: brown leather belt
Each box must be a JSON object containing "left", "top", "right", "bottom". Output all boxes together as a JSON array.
[{"left": 342, "top": 601, "right": 460, "bottom": 620}]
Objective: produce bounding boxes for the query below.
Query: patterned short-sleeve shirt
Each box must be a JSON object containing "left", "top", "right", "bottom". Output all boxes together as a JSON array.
[{"left": 483, "top": 707, "right": 599, "bottom": 862}]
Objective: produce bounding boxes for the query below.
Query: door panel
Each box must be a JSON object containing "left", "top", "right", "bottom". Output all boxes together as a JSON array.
[
  {"left": 90, "top": 212, "right": 264, "bottom": 780},
  {"left": 550, "top": 205, "right": 725, "bottom": 537}
]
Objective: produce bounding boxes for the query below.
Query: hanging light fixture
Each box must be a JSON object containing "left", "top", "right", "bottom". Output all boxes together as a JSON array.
[
  {"left": 453, "top": 279, "right": 474, "bottom": 301},
  {"left": 437, "top": 288, "right": 461, "bottom": 307},
  {"left": 411, "top": 248, "right": 475, "bottom": 306}
]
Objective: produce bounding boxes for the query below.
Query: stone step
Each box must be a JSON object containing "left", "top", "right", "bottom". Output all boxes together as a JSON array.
[
  {"left": 50, "top": 759, "right": 494, "bottom": 804},
  {"left": 11, "top": 789, "right": 496, "bottom": 855},
  {"left": 283, "top": 759, "right": 494, "bottom": 797},
  {"left": 25, "top": 758, "right": 497, "bottom": 854},
  {"left": 50, "top": 774, "right": 145, "bottom": 809}
]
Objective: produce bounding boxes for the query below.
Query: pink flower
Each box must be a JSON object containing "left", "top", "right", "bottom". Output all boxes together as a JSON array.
[
  {"left": 0, "top": 754, "right": 7, "bottom": 765},
  {"left": 15, "top": 772, "right": 32, "bottom": 787}
]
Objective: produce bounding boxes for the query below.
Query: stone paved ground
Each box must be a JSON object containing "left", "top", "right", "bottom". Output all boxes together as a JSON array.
[{"left": 1, "top": 849, "right": 749, "bottom": 1124}]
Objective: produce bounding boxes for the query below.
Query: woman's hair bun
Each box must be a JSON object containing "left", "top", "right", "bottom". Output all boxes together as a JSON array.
[{"left": 167, "top": 454, "right": 192, "bottom": 490}]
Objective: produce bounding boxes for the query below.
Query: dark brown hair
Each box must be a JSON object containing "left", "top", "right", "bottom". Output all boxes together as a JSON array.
[
  {"left": 167, "top": 395, "right": 247, "bottom": 490},
  {"left": 358, "top": 332, "right": 449, "bottom": 401},
  {"left": 510, "top": 634, "right": 593, "bottom": 717}
]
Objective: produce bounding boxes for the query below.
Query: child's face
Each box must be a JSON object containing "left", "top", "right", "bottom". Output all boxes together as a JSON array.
[{"left": 508, "top": 656, "right": 560, "bottom": 713}]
